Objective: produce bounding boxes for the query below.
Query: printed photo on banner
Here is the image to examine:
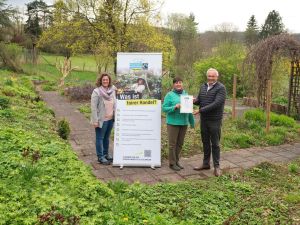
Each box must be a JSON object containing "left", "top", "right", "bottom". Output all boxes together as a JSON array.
[{"left": 116, "top": 53, "right": 162, "bottom": 100}]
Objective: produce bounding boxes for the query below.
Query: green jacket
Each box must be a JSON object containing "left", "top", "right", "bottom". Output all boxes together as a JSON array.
[{"left": 162, "top": 90, "right": 195, "bottom": 127}]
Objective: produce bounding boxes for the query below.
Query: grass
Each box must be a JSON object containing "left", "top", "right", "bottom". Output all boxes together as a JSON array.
[
  {"left": 20, "top": 52, "right": 102, "bottom": 92},
  {"left": 40, "top": 52, "right": 98, "bottom": 72},
  {"left": 1, "top": 68, "right": 300, "bottom": 224}
]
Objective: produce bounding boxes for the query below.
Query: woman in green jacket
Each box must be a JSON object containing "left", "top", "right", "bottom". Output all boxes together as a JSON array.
[{"left": 162, "top": 77, "right": 195, "bottom": 171}]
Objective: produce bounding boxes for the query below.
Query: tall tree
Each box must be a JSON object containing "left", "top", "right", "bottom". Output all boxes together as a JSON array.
[
  {"left": 166, "top": 12, "right": 198, "bottom": 66},
  {"left": 0, "top": 0, "right": 17, "bottom": 41},
  {"left": 0, "top": 0, "right": 13, "bottom": 27},
  {"left": 214, "top": 22, "right": 239, "bottom": 43},
  {"left": 245, "top": 15, "right": 259, "bottom": 47},
  {"left": 25, "top": 0, "right": 52, "bottom": 64},
  {"left": 260, "top": 10, "right": 285, "bottom": 39}
]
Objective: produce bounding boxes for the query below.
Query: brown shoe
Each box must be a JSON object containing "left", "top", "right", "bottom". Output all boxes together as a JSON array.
[
  {"left": 176, "top": 162, "right": 184, "bottom": 169},
  {"left": 193, "top": 165, "right": 210, "bottom": 171},
  {"left": 214, "top": 167, "right": 221, "bottom": 177}
]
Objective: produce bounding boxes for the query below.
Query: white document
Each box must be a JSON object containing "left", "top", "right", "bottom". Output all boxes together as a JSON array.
[{"left": 180, "top": 95, "right": 193, "bottom": 113}]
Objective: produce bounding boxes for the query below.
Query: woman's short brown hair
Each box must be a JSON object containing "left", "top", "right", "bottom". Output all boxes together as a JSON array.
[
  {"left": 173, "top": 77, "right": 183, "bottom": 84},
  {"left": 96, "top": 73, "right": 112, "bottom": 87}
]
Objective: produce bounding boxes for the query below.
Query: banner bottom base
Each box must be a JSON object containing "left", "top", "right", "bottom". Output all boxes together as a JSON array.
[{"left": 112, "top": 163, "right": 161, "bottom": 170}]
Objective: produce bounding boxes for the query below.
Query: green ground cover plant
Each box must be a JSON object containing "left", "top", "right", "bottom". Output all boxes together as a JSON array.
[{"left": 1, "top": 69, "right": 299, "bottom": 224}]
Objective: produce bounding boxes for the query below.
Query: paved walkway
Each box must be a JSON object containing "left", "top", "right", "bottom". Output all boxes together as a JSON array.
[{"left": 39, "top": 90, "right": 300, "bottom": 184}]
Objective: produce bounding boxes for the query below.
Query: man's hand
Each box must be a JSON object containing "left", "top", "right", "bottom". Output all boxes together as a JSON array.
[
  {"left": 93, "top": 122, "right": 99, "bottom": 128},
  {"left": 175, "top": 104, "right": 181, "bottom": 110},
  {"left": 193, "top": 109, "right": 199, "bottom": 115}
]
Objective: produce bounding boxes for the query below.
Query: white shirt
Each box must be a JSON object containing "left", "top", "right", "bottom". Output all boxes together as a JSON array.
[
  {"left": 207, "top": 82, "right": 217, "bottom": 92},
  {"left": 131, "top": 83, "right": 145, "bottom": 93}
]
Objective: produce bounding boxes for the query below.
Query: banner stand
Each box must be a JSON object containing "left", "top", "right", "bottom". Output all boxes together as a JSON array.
[{"left": 113, "top": 53, "right": 162, "bottom": 169}]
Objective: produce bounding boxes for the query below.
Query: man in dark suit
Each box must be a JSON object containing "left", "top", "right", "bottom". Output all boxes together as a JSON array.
[{"left": 193, "top": 68, "right": 226, "bottom": 177}]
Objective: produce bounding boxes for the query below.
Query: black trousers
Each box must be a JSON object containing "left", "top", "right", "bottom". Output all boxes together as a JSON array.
[{"left": 200, "top": 119, "right": 222, "bottom": 168}]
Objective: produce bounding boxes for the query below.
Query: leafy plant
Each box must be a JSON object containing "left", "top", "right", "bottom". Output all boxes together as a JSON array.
[
  {"left": 42, "top": 83, "right": 57, "bottom": 91},
  {"left": 273, "top": 96, "right": 288, "bottom": 105},
  {"left": 57, "top": 119, "right": 70, "bottom": 140},
  {"left": 4, "top": 78, "right": 14, "bottom": 86},
  {"left": 0, "top": 96, "right": 10, "bottom": 109},
  {"left": 78, "top": 103, "right": 90, "bottom": 119},
  {"left": 37, "top": 206, "right": 80, "bottom": 225},
  {"left": 288, "top": 163, "right": 299, "bottom": 174},
  {"left": 20, "top": 147, "right": 41, "bottom": 181}
]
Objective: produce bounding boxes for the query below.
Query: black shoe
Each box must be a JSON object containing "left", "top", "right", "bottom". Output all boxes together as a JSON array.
[
  {"left": 105, "top": 154, "right": 113, "bottom": 161},
  {"left": 169, "top": 164, "right": 181, "bottom": 171}
]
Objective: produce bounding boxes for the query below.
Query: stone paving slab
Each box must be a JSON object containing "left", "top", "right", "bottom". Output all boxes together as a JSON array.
[{"left": 39, "top": 89, "right": 300, "bottom": 184}]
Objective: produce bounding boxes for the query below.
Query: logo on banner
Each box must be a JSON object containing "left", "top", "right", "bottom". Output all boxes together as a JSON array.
[{"left": 129, "top": 62, "right": 149, "bottom": 71}]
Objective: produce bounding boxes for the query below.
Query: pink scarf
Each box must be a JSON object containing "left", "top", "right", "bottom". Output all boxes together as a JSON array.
[{"left": 98, "top": 86, "right": 115, "bottom": 101}]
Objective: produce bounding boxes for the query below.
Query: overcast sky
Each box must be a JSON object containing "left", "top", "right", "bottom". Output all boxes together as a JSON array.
[{"left": 7, "top": 0, "right": 300, "bottom": 33}]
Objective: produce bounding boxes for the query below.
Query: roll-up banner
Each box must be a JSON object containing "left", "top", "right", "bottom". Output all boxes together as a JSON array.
[{"left": 113, "top": 53, "right": 162, "bottom": 168}]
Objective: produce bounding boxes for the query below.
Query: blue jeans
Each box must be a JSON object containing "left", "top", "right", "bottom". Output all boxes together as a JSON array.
[{"left": 95, "top": 119, "right": 114, "bottom": 160}]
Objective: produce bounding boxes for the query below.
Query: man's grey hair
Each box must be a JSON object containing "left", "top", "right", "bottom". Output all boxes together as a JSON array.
[{"left": 206, "top": 68, "right": 219, "bottom": 77}]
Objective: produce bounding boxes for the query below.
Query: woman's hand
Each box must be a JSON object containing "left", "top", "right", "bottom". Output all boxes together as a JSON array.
[
  {"left": 174, "top": 104, "right": 181, "bottom": 110},
  {"left": 93, "top": 122, "right": 99, "bottom": 128}
]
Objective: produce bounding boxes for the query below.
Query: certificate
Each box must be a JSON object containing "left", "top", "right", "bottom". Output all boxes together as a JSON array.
[{"left": 180, "top": 95, "right": 193, "bottom": 113}]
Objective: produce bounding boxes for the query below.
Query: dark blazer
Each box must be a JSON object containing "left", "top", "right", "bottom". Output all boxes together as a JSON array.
[{"left": 194, "top": 81, "right": 226, "bottom": 121}]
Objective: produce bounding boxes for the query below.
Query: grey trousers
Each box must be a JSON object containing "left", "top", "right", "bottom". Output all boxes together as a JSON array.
[
  {"left": 200, "top": 119, "right": 222, "bottom": 168},
  {"left": 167, "top": 124, "right": 188, "bottom": 166}
]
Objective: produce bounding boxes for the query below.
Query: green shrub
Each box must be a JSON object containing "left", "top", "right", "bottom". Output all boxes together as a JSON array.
[
  {"left": 265, "top": 133, "right": 285, "bottom": 145},
  {"left": 270, "top": 127, "right": 287, "bottom": 136},
  {"left": 2, "top": 86, "right": 17, "bottom": 96},
  {"left": 107, "top": 180, "right": 129, "bottom": 194},
  {"left": 244, "top": 109, "right": 296, "bottom": 127},
  {"left": 224, "top": 133, "right": 254, "bottom": 148},
  {"left": 0, "top": 96, "right": 10, "bottom": 109},
  {"left": 0, "top": 108, "right": 13, "bottom": 118},
  {"left": 4, "top": 78, "right": 14, "bottom": 86},
  {"left": 247, "top": 121, "right": 264, "bottom": 133},
  {"left": 288, "top": 163, "right": 299, "bottom": 174},
  {"left": 57, "top": 119, "right": 70, "bottom": 140},
  {"left": 270, "top": 113, "right": 296, "bottom": 127},
  {"left": 244, "top": 109, "right": 265, "bottom": 123},
  {"left": 272, "top": 96, "right": 288, "bottom": 105},
  {"left": 235, "top": 133, "right": 254, "bottom": 148}
]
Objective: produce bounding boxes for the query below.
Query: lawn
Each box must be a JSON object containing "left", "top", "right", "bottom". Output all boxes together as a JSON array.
[
  {"left": 22, "top": 53, "right": 100, "bottom": 90},
  {"left": 0, "top": 68, "right": 300, "bottom": 224},
  {"left": 40, "top": 53, "right": 98, "bottom": 72}
]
